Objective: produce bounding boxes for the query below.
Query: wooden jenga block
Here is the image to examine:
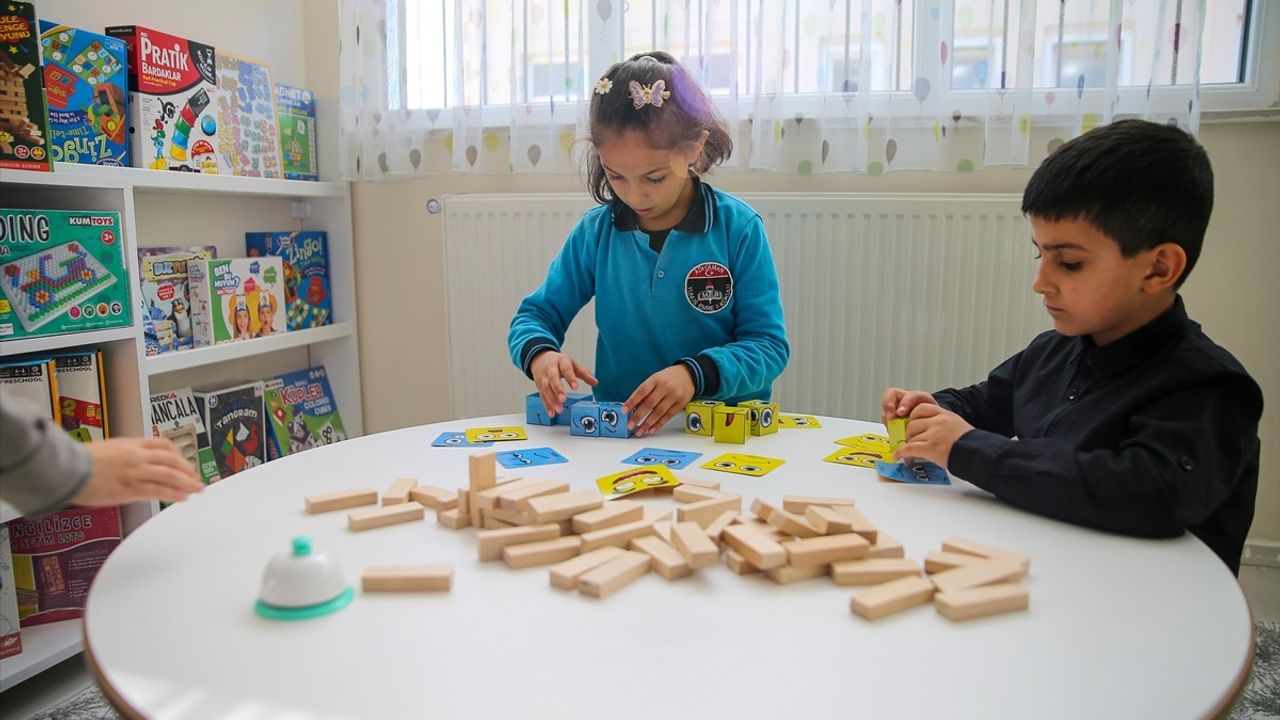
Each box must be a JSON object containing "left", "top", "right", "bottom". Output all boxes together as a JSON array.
[
  {"left": 767, "top": 509, "right": 822, "bottom": 539},
  {"left": 930, "top": 561, "right": 1024, "bottom": 593},
  {"left": 475, "top": 477, "right": 544, "bottom": 511},
  {"left": 644, "top": 507, "right": 674, "bottom": 523},
  {"left": 348, "top": 501, "right": 426, "bottom": 531},
  {"left": 653, "top": 520, "right": 673, "bottom": 543},
  {"left": 478, "top": 523, "right": 561, "bottom": 561},
  {"left": 850, "top": 575, "right": 936, "bottom": 620},
  {"left": 383, "top": 477, "right": 418, "bottom": 505},
  {"left": 362, "top": 565, "right": 453, "bottom": 592},
  {"left": 831, "top": 558, "right": 922, "bottom": 586},
  {"left": 408, "top": 485, "right": 458, "bottom": 510},
  {"left": 483, "top": 516, "right": 515, "bottom": 529},
  {"left": 924, "top": 550, "right": 987, "bottom": 574},
  {"left": 469, "top": 452, "right": 496, "bottom": 525},
  {"left": 670, "top": 521, "right": 720, "bottom": 569},
  {"left": 572, "top": 500, "right": 643, "bottom": 534},
  {"left": 722, "top": 524, "right": 788, "bottom": 570},
  {"left": 782, "top": 495, "right": 856, "bottom": 513},
  {"left": 725, "top": 549, "right": 759, "bottom": 575},
  {"left": 831, "top": 505, "right": 878, "bottom": 542},
  {"left": 764, "top": 563, "right": 830, "bottom": 585},
  {"left": 438, "top": 507, "right": 470, "bottom": 529},
  {"left": 305, "top": 487, "right": 378, "bottom": 514},
  {"left": 804, "top": 505, "right": 854, "bottom": 535},
  {"left": 485, "top": 505, "right": 534, "bottom": 526},
  {"left": 457, "top": 488, "right": 470, "bottom": 520},
  {"left": 502, "top": 536, "right": 582, "bottom": 569},
  {"left": 941, "top": 537, "right": 1031, "bottom": 573},
  {"left": 630, "top": 535, "right": 692, "bottom": 580},
  {"left": 499, "top": 480, "right": 571, "bottom": 511},
  {"left": 703, "top": 510, "right": 737, "bottom": 546},
  {"left": 783, "top": 533, "right": 870, "bottom": 566},
  {"left": 555, "top": 519, "right": 575, "bottom": 535},
  {"left": 673, "top": 485, "right": 723, "bottom": 503},
  {"left": 579, "top": 519, "right": 657, "bottom": 551},
  {"left": 676, "top": 494, "right": 742, "bottom": 528},
  {"left": 549, "top": 546, "right": 627, "bottom": 590},
  {"left": 525, "top": 491, "right": 604, "bottom": 524},
  {"left": 577, "top": 551, "right": 651, "bottom": 598},
  {"left": 934, "top": 583, "right": 1030, "bottom": 622},
  {"left": 678, "top": 477, "right": 720, "bottom": 490},
  {"left": 866, "top": 533, "right": 905, "bottom": 559},
  {"left": 736, "top": 518, "right": 790, "bottom": 541},
  {"left": 749, "top": 498, "right": 778, "bottom": 522}
]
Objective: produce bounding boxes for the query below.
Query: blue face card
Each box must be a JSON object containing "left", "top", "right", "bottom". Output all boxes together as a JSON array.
[
  {"left": 496, "top": 447, "right": 569, "bottom": 469},
  {"left": 621, "top": 448, "right": 703, "bottom": 470},
  {"left": 431, "top": 431, "right": 494, "bottom": 448},
  {"left": 875, "top": 459, "right": 951, "bottom": 485}
]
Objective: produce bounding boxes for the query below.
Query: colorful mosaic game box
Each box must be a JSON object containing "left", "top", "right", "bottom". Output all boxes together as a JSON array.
[
  {"left": 0, "top": 209, "right": 131, "bottom": 341},
  {"left": 150, "top": 386, "right": 220, "bottom": 484},
  {"left": 106, "top": 24, "right": 221, "bottom": 173},
  {"left": 9, "top": 506, "right": 122, "bottom": 627},
  {"left": 264, "top": 365, "right": 347, "bottom": 460},
  {"left": 52, "top": 350, "right": 108, "bottom": 443},
  {"left": 0, "top": 2, "right": 52, "bottom": 171},
  {"left": 187, "top": 257, "right": 286, "bottom": 347},
  {"left": 195, "top": 381, "right": 266, "bottom": 478},
  {"left": 245, "top": 231, "right": 331, "bottom": 330},
  {"left": 276, "top": 84, "right": 317, "bottom": 180},
  {"left": 38, "top": 21, "right": 129, "bottom": 166},
  {"left": 213, "top": 52, "right": 283, "bottom": 177}
]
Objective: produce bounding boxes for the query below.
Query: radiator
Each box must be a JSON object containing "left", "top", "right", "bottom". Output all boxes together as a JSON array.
[{"left": 443, "top": 193, "right": 1050, "bottom": 421}]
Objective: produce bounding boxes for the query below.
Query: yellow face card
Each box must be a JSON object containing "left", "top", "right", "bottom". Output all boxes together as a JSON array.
[
  {"left": 595, "top": 465, "right": 679, "bottom": 499},
  {"left": 778, "top": 414, "right": 822, "bottom": 429},
  {"left": 464, "top": 426, "right": 529, "bottom": 443},
  {"left": 702, "top": 453, "right": 785, "bottom": 477},
  {"left": 835, "top": 433, "right": 892, "bottom": 454},
  {"left": 823, "top": 446, "right": 890, "bottom": 469}
]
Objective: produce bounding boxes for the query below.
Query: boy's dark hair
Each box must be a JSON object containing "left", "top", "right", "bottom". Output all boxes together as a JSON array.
[
  {"left": 586, "top": 51, "right": 733, "bottom": 203},
  {"left": 1022, "top": 119, "right": 1214, "bottom": 288}
]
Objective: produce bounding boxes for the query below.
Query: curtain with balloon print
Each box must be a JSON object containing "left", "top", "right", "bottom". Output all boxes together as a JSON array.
[{"left": 339, "top": 0, "right": 1211, "bottom": 180}]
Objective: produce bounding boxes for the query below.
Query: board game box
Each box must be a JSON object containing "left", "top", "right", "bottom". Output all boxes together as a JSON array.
[
  {"left": 106, "top": 24, "right": 221, "bottom": 173},
  {"left": 264, "top": 365, "right": 347, "bottom": 460},
  {"left": 213, "top": 52, "right": 283, "bottom": 177},
  {"left": 0, "top": 2, "right": 52, "bottom": 171},
  {"left": 0, "top": 357, "right": 58, "bottom": 421},
  {"left": 275, "top": 84, "right": 317, "bottom": 180},
  {"left": 0, "top": 526, "right": 22, "bottom": 658},
  {"left": 139, "top": 248, "right": 213, "bottom": 353},
  {"left": 38, "top": 21, "right": 129, "bottom": 166},
  {"left": 195, "top": 381, "right": 266, "bottom": 478},
  {"left": 187, "top": 257, "right": 286, "bottom": 346},
  {"left": 245, "top": 231, "right": 331, "bottom": 330},
  {"left": 150, "top": 386, "right": 220, "bottom": 484},
  {"left": 0, "top": 209, "right": 131, "bottom": 340},
  {"left": 9, "top": 506, "right": 122, "bottom": 626},
  {"left": 52, "top": 350, "right": 108, "bottom": 443}
]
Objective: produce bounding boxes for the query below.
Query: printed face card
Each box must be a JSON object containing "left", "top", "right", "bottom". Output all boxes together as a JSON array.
[
  {"left": 621, "top": 447, "right": 702, "bottom": 470},
  {"left": 875, "top": 459, "right": 951, "bottom": 485},
  {"left": 702, "top": 453, "right": 785, "bottom": 477},
  {"left": 778, "top": 414, "right": 823, "bottom": 429},
  {"left": 595, "top": 465, "right": 680, "bottom": 500},
  {"left": 464, "top": 426, "right": 529, "bottom": 443},
  {"left": 835, "top": 433, "right": 892, "bottom": 454},
  {"left": 431, "top": 431, "right": 493, "bottom": 447},
  {"left": 823, "top": 447, "right": 887, "bottom": 469},
  {"left": 496, "top": 446, "right": 568, "bottom": 469}
]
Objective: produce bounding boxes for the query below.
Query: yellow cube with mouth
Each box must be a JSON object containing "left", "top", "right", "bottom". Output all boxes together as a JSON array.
[
  {"left": 684, "top": 400, "right": 724, "bottom": 436},
  {"left": 739, "top": 399, "right": 780, "bottom": 436},
  {"left": 713, "top": 406, "right": 750, "bottom": 444},
  {"left": 886, "top": 417, "right": 909, "bottom": 453}
]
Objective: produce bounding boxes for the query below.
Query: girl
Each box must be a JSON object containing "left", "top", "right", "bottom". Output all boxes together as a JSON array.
[
  {"left": 509, "top": 52, "right": 789, "bottom": 437},
  {"left": 256, "top": 293, "right": 278, "bottom": 337},
  {"left": 232, "top": 295, "right": 252, "bottom": 340}
]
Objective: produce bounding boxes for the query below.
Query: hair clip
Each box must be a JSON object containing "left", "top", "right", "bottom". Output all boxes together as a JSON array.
[
  {"left": 595, "top": 78, "right": 613, "bottom": 95},
  {"left": 628, "top": 79, "right": 670, "bottom": 109}
]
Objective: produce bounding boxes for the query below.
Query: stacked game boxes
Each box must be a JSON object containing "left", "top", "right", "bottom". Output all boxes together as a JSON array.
[
  {"left": 0, "top": 2, "right": 53, "bottom": 170},
  {"left": 38, "top": 21, "right": 130, "bottom": 166}
]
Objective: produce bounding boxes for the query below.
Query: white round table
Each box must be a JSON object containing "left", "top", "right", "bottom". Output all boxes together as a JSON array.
[{"left": 84, "top": 414, "right": 1254, "bottom": 719}]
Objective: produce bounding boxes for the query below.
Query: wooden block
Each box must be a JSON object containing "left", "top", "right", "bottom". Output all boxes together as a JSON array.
[
  {"left": 579, "top": 519, "right": 657, "bottom": 551},
  {"left": 676, "top": 494, "right": 742, "bottom": 528},
  {"left": 653, "top": 520, "right": 673, "bottom": 543},
  {"left": 783, "top": 533, "right": 870, "bottom": 566},
  {"left": 577, "top": 551, "right": 651, "bottom": 598},
  {"left": 767, "top": 509, "right": 821, "bottom": 539},
  {"left": 934, "top": 583, "right": 1030, "bottom": 622},
  {"left": 736, "top": 519, "right": 790, "bottom": 541},
  {"left": 930, "top": 561, "right": 1024, "bottom": 593},
  {"left": 408, "top": 485, "right": 458, "bottom": 510},
  {"left": 749, "top": 498, "right": 778, "bottom": 522},
  {"left": 678, "top": 477, "right": 720, "bottom": 490},
  {"left": 457, "top": 489, "right": 470, "bottom": 521},
  {"left": 469, "top": 452, "right": 496, "bottom": 525},
  {"left": 704, "top": 510, "right": 737, "bottom": 546},
  {"left": 831, "top": 558, "right": 922, "bottom": 586},
  {"left": 831, "top": 505, "right": 878, "bottom": 542},
  {"left": 673, "top": 485, "right": 723, "bottom": 503},
  {"left": 571, "top": 500, "right": 643, "bottom": 534},
  {"left": 549, "top": 546, "right": 626, "bottom": 590},
  {"left": 305, "top": 487, "right": 378, "bottom": 514},
  {"left": 485, "top": 505, "right": 534, "bottom": 526},
  {"left": 866, "top": 533, "right": 905, "bottom": 559},
  {"left": 362, "top": 565, "right": 452, "bottom": 592},
  {"left": 850, "top": 575, "right": 936, "bottom": 620},
  {"left": 721, "top": 524, "right": 788, "bottom": 570},
  {"left": 670, "top": 521, "right": 720, "bottom": 569},
  {"left": 348, "top": 501, "right": 426, "bottom": 531},
  {"left": 475, "top": 477, "right": 544, "bottom": 511},
  {"left": 438, "top": 507, "right": 470, "bottom": 529},
  {"left": 503, "top": 536, "right": 582, "bottom": 569},
  {"left": 477, "top": 523, "right": 561, "bottom": 561},
  {"left": 924, "top": 550, "right": 987, "bottom": 574},
  {"left": 782, "top": 495, "right": 856, "bottom": 513},
  {"left": 483, "top": 516, "right": 516, "bottom": 529},
  {"left": 555, "top": 519, "right": 575, "bottom": 535},
  {"left": 764, "top": 563, "right": 830, "bottom": 585},
  {"left": 644, "top": 506, "right": 674, "bottom": 523},
  {"left": 382, "top": 477, "right": 418, "bottom": 505},
  {"left": 725, "top": 549, "right": 759, "bottom": 575},
  {"left": 630, "top": 535, "right": 692, "bottom": 580},
  {"left": 525, "top": 491, "right": 604, "bottom": 524},
  {"left": 941, "top": 537, "right": 1031, "bottom": 573},
  {"left": 804, "top": 505, "right": 854, "bottom": 535},
  {"left": 499, "top": 480, "right": 571, "bottom": 511}
]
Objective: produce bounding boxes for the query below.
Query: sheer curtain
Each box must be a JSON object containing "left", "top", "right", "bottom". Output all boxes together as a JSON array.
[{"left": 339, "top": 0, "right": 1212, "bottom": 179}]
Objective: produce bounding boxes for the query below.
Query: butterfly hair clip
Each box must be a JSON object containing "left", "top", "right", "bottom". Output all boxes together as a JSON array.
[{"left": 628, "top": 79, "right": 671, "bottom": 109}]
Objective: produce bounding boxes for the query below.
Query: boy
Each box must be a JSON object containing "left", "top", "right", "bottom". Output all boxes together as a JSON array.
[{"left": 883, "top": 119, "right": 1263, "bottom": 574}]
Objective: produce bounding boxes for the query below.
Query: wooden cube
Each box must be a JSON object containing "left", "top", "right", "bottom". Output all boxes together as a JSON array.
[
  {"left": 597, "top": 401, "right": 632, "bottom": 438},
  {"left": 526, "top": 391, "right": 556, "bottom": 426},
  {"left": 712, "top": 406, "right": 750, "bottom": 444},
  {"left": 570, "top": 401, "right": 601, "bottom": 437},
  {"left": 738, "top": 399, "right": 779, "bottom": 436},
  {"left": 683, "top": 400, "right": 723, "bottom": 437},
  {"left": 886, "top": 417, "right": 908, "bottom": 453}
]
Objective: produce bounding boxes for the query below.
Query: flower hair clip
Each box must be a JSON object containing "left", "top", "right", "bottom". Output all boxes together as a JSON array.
[
  {"left": 628, "top": 79, "right": 671, "bottom": 109},
  {"left": 595, "top": 78, "right": 613, "bottom": 95}
]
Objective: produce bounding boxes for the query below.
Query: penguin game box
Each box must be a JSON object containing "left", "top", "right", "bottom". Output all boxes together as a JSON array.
[{"left": 138, "top": 248, "right": 213, "bottom": 354}]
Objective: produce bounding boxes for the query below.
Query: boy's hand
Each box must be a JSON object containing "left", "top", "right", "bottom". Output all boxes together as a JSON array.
[
  {"left": 530, "top": 351, "right": 598, "bottom": 415},
  {"left": 74, "top": 437, "right": 205, "bottom": 506},
  {"left": 893, "top": 404, "right": 973, "bottom": 469},
  {"left": 881, "top": 387, "right": 939, "bottom": 423},
  {"left": 623, "top": 366, "right": 695, "bottom": 438}
]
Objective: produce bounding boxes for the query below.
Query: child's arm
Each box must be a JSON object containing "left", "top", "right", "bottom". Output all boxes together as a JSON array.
[{"left": 929, "top": 350, "right": 1022, "bottom": 436}]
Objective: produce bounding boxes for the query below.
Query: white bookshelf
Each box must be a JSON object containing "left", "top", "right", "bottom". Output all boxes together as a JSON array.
[{"left": 0, "top": 619, "right": 83, "bottom": 692}]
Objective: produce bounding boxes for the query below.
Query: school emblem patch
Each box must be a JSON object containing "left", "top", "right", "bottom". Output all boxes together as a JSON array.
[{"left": 686, "top": 262, "right": 733, "bottom": 313}]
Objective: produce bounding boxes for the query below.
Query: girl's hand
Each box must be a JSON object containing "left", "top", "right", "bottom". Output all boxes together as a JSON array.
[
  {"left": 880, "top": 387, "right": 939, "bottom": 423},
  {"left": 75, "top": 437, "right": 205, "bottom": 506},
  {"left": 530, "top": 351, "right": 598, "bottom": 415},
  {"left": 892, "top": 403, "right": 973, "bottom": 469},
  {"left": 623, "top": 366, "right": 696, "bottom": 437}
]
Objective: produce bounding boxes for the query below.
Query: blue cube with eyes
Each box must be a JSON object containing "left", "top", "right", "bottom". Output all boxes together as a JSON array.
[
  {"left": 597, "top": 401, "right": 633, "bottom": 438},
  {"left": 525, "top": 392, "right": 556, "bottom": 426},
  {"left": 570, "top": 400, "right": 601, "bottom": 437},
  {"left": 557, "top": 393, "right": 592, "bottom": 426}
]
